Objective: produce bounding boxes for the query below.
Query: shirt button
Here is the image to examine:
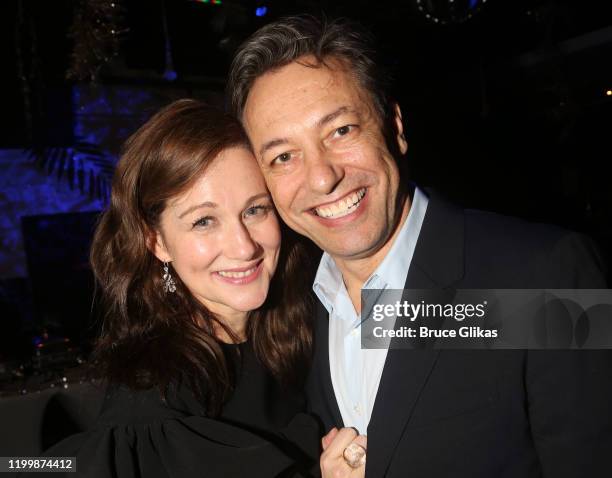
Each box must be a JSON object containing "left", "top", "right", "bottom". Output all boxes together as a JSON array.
[
  {"left": 353, "top": 404, "right": 363, "bottom": 415},
  {"left": 350, "top": 329, "right": 359, "bottom": 337}
]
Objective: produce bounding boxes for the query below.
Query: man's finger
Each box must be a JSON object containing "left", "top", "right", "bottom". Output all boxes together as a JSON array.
[
  {"left": 322, "top": 427, "right": 358, "bottom": 457},
  {"left": 351, "top": 434, "right": 367, "bottom": 451},
  {"left": 321, "top": 427, "right": 339, "bottom": 450}
]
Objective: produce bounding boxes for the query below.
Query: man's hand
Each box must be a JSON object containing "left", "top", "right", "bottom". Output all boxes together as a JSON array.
[{"left": 320, "top": 427, "right": 367, "bottom": 478}]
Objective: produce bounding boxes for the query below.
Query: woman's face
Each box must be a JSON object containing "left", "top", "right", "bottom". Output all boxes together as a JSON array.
[{"left": 153, "top": 147, "right": 281, "bottom": 319}]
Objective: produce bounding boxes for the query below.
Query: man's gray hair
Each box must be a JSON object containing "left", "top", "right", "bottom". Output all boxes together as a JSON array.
[{"left": 227, "top": 15, "right": 392, "bottom": 122}]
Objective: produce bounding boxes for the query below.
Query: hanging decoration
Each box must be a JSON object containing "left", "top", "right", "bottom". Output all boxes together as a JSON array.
[
  {"left": 14, "top": 0, "right": 44, "bottom": 143},
  {"left": 66, "top": 0, "right": 127, "bottom": 82},
  {"left": 415, "top": 0, "right": 487, "bottom": 25},
  {"left": 161, "top": 0, "right": 177, "bottom": 82}
]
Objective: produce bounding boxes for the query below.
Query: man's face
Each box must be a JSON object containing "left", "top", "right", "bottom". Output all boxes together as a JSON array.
[{"left": 243, "top": 56, "right": 408, "bottom": 262}]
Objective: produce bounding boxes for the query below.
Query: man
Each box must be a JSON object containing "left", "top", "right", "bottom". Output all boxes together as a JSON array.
[{"left": 227, "top": 15, "right": 612, "bottom": 477}]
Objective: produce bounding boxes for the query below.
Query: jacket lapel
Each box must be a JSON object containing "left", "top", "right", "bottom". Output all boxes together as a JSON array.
[
  {"left": 366, "top": 191, "right": 465, "bottom": 477},
  {"left": 313, "top": 299, "right": 344, "bottom": 428}
]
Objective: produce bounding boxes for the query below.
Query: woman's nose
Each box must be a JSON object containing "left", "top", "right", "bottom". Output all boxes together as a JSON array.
[{"left": 224, "top": 222, "right": 260, "bottom": 261}]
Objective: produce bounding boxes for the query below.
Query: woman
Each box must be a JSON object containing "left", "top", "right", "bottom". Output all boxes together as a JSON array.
[{"left": 25, "top": 100, "right": 322, "bottom": 477}]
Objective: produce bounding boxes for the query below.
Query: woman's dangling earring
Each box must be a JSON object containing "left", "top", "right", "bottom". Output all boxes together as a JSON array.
[{"left": 162, "top": 262, "right": 177, "bottom": 293}]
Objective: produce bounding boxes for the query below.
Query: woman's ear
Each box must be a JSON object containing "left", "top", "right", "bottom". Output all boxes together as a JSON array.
[{"left": 148, "top": 229, "right": 172, "bottom": 263}]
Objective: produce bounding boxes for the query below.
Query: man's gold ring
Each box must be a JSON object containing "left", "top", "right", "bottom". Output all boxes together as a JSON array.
[{"left": 343, "top": 442, "right": 366, "bottom": 468}]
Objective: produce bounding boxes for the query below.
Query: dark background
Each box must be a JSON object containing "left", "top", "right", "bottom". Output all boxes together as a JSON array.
[{"left": 0, "top": 0, "right": 611, "bottom": 371}]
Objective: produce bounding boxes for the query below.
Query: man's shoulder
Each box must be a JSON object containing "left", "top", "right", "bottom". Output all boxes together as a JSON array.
[
  {"left": 424, "top": 190, "right": 576, "bottom": 257},
  {"left": 456, "top": 206, "right": 607, "bottom": 287},
  {"left": 463, "top": 207, "right": 570, "bottom": 250},
  {"left": 409, "top": 190, "right": 607, "bottom": 288}
]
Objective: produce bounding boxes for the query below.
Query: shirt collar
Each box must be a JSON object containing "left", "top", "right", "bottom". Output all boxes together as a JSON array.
[
  {"left": 313, "top": 186, "right": 429, "bottom": 314},
  {"left": 312, "top": 251, "right": 344, "bottom": 314}
]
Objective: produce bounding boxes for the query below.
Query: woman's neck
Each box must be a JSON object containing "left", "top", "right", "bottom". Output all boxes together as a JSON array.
[{"left": 214, "top": 311, "right": 248, "bottom": 344}]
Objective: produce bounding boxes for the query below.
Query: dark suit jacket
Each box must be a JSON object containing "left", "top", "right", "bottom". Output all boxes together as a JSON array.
[{"left": 306, "top": 191, "right": 612, "bottom": 477}]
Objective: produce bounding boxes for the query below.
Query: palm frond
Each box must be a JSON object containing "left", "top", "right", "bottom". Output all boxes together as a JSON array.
[{"left": 26, "top": 139, "right": 116, "bottom": 203}]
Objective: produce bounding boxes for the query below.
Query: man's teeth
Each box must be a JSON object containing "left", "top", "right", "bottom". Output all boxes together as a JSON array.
[
  {"left": 315, "top": 189, "right": 366, "bottom": 219},
  {"left": 218, "top": 267, "right": 257, "bottom": 278}
]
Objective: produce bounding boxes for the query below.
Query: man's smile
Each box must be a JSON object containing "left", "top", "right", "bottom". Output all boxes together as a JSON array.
[{"left": 312, "top": 188, "right": 367, "bottom": 219}]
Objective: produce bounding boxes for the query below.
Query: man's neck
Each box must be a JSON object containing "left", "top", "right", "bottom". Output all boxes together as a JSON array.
[{"left": 334, "top": 196, "right": 412, "bottom": 313}]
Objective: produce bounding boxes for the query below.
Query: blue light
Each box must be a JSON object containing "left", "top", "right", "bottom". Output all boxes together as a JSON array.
[
  {"left": 468, "top": 0, "right": 479, "bottom": 9},
  {"left": 255, "top": 6, "right": 267, "bottom": 17},
  {"left": 163, "top": 69, "right": 178, "bottom": 82}
]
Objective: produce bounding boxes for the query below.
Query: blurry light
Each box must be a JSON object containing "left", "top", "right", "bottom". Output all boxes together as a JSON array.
[
  {"left": 163, "top": 69, "right": 178, "bottom": 82},
  {"left": 256, "top": 6, "right": 268, "bottom": 17},
  {"left": 606, "top": 90, "right": 612, "bottom": 96},
  {"left": 416, "top": 0, "right": 485, "bottom": 24}
]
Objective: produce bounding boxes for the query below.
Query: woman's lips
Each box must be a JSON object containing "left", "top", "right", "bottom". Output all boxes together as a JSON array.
[{"left": 215, "top": 260, "right": 263, "bottom": 285}]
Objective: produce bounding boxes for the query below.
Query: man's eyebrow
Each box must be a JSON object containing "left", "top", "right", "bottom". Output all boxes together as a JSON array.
[
  {"left": 259, "top": 138, "right": 289, "bottom": 159},
  {"left": 178, "top": 201, "right": 216, "bottom": 219},
  {"left": 316, "top": 106, "right": 353, "bottom": 128},
  {"left": 258, "top": 106, "right": 355, "bottom": 159}
]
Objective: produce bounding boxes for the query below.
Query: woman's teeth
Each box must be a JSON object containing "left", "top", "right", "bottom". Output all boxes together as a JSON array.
[
  {"left": 218, "top": 267, "right": 257, "bottom": 278},
  {"left": 315, "top": 188, "right": 366, "bottom": 219}
]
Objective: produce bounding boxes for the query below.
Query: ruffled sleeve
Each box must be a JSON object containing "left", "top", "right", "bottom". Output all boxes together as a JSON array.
[{"left": 20, "top": 387, "right": 318, "bottom": 478}]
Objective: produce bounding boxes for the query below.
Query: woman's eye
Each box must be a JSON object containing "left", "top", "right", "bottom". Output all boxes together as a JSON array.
[
  {"left": 192, "top": 216, "right": 214, "bottom": 228},
  {"left": 244, "top": 204, "right": 271, "bottom": 218}
]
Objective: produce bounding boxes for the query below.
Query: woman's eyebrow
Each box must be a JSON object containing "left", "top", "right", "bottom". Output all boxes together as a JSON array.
[
  {"left": 242, "top": 192, "right": 271, "bottom": 207},
  {"left": 178, "top": 201, "right": 217, "bottom": 218}
]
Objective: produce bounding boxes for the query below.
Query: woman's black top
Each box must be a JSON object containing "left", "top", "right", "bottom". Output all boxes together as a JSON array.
[{"left": 26, "top": 342, "right": 320, "bottom": 477}]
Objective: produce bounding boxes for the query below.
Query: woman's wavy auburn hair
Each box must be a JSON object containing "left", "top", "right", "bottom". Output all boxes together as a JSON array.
[{"left": 90, "top": 99, "right": 314, "bottom": 415}]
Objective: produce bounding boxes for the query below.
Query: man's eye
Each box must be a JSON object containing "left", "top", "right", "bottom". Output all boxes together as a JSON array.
[
  {"left": 334, "top": 125, "right": 354, "bottom": 137},
  {"left": 271, "top": 152, "right": 291, "bottom": 165}
]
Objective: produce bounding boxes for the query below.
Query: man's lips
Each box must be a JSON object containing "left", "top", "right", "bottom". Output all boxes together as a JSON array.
[{"left": 311, "top": 188, "right": 367, "bottom": 219}]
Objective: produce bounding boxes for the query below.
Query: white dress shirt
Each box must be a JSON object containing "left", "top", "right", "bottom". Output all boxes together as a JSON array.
[{"left": 312, "top": 187, "right": 429, "bottom": 434}]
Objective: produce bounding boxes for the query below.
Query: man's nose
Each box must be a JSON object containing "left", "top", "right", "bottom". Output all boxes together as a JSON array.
[
  {"left": 305, "top": 149, "right": 345, "bottom": 195},
  {"left": 224, "top": 222, "right": 260, "bottom": 261}
]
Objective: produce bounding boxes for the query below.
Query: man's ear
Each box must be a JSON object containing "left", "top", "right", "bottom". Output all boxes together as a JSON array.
[
  {"left": 148, "top": 229, "right": 172, "bottom": 263},
  {"left": 393, "top": 103, "right": 408, "bottom": 155}
]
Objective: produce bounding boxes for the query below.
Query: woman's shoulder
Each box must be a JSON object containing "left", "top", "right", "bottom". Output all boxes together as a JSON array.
[
  {"left": 33, "top": 383, "right": 310, "bottom": 478},
  {"left": 95, "top": 384, "right": 194, "bottom": 427}
]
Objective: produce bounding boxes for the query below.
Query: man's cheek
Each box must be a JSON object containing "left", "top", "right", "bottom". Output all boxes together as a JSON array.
[
  {"left": 268, "top": 185, "right": 293, "bottom": 212},
  {"left": 283, "top": 208, "right": 303, "bottom": 229}
]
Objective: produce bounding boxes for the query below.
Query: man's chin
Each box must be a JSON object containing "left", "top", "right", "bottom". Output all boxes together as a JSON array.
[{"left": 319, "top": 239, "right": 383, "bottom": 262}]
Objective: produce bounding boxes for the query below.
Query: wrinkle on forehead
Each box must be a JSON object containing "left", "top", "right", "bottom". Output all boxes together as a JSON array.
[
  {"left": 244, "top": 58, "right": 379, "bottom": 136},
  {"left": 245, "top": 68, "right": 334, "bottom": 130}
]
